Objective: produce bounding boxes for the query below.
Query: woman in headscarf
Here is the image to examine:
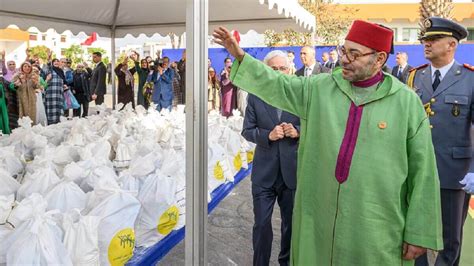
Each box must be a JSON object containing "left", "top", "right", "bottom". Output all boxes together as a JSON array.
[
  {"left": 131, "top": 53, "right": 149, "bottom": 109},
  {"left": 207, "top": 67, "right": 220, "bottom": 112},
  {"left": 11, "top": 61, "right": 43, "bottom": 124},
  {"left": 220, "top": 62, "right": 238, "bottom": 117},
  {"left": 115, "top": 56, "right": 136, "bottom": 108},
  {"left": 45, "top": 58, "right": 66, "bottom": 125}
]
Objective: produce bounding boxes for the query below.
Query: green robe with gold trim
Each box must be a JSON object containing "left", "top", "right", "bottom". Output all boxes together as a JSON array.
[
  {"left": 230, "top": 54, "right": 443, "bottom": 265},
  {"left": 0, "top": 82, "right": 10, "bottom": 135}
]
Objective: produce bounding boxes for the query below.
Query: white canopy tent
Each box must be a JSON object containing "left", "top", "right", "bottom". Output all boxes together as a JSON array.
[{"left": 0, "top": 1, "right": 315, "bottom": 264}]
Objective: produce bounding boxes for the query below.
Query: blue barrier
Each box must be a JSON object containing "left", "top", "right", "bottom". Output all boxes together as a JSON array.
[
  {"left": 127, "top": 163, "right": 253, "bottom": 266},
  {"left": 163, "top": 44, "right": 474, "bottom": 76}
]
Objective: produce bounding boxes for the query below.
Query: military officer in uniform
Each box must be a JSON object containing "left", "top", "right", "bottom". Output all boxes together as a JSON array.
[{"left": 408, "top": 17, "right": 473, "bottom": 266}]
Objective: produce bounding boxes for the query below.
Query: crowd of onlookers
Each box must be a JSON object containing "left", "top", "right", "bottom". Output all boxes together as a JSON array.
[{"left": 0, "top": 46, "right": 413, "bottom": 135}]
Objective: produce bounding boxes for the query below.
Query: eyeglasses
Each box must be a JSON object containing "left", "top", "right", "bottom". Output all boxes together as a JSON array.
[
  {"left": 8, "top": 64, "right": 15, "bottom": 66},
  {"left": 337, "top": 46, "right": 377, "bottom": 63},
  {"left": 270, "top": 66, "right": 289, "bottom": 71}
]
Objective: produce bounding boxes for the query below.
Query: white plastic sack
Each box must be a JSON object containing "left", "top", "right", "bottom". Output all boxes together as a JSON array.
[
  {"left": 135, "top": 171, "right": 178, "bottom": 247},
  {"left": 83, "top": 186, "right": 141, "bottom": 266},
  {"left": 80, "top": 165, "right": 119, "bottom": 193},
  {"left": 0, "top": 169, "right": 20, "bottom": 197},
  {"left": 35, "top": 92, "right": 47, "bottom": 126},
  {"left": 17, "top": 167, "right": 60, "bottom": 201},
  {"left": 114, "top": 137, "right": 137, "bottom": 169},
  {"left": 44, "top": 180, "right": 87, "bottom": 213},
  {"left": 0, "top": 146, "right": 24, "bottom": 178},
  {"left": 208, "top": 143, "right": 228, "bottom": 193},
  {"left": 0, "top": 194, "right": 14, "bottom": 224},
  {"left": 4, "top": 211, "right": 72, "bottom": 266},
  {"left": 8, "top": 193, "right": 48, "bottom": 228},
  {"left": 63, "top": 210, "right": 100, "bottom": 266}
]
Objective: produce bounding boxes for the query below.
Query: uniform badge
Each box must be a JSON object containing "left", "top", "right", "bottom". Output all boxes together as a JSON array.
[
  {"left": 424, "top": 19, "right": 432, "bottom": 28},
  {"left": 452, "top": 104, "right": 460, "bottom": 117}
]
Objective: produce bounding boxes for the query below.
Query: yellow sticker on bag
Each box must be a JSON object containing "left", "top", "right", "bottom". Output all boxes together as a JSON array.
[
  {"left": 214, "top": 161, "right": 225, "bottom": 181},
  {"left": 234, "top": 153, "right": 242, "bottom": 171},
  {"left": 247, "top": 151, "right": 254, "bottom": 163},
  {"left": 108, "top": 228, "right": 135, "bottom": 266},
  {"left": 157, "top": 205, "right": 179, "bottom": 235}
]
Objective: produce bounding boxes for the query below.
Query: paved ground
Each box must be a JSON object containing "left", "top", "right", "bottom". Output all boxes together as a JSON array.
[{"left": 160, "top": 175, "right": 284, "bottom": 266}]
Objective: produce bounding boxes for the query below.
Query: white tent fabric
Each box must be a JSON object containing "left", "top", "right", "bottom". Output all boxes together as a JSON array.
[{"left": 0, "top": 0, "right": 315, "bottom": 37}]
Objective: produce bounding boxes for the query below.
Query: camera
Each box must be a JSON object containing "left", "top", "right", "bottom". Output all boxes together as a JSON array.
[{"left": 156, "top": 58, "right": 164, "bottom": 68}]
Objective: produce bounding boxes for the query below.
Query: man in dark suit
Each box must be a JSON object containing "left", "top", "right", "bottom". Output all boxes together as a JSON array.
[
  {"left": 328, "top": 48, "right": 341, "bottom": 70},
  {"left": 295, "top": 46, "right": 329, "bottom": 77},
  {"left": 90, "top": 51, "right": 107, "bottom": 106},
  {"left": 391, "top": 52, "right": 413, "bottom": 83},
  {"left": 242, "top": 50, "right": 300, "bottom": 266},
  {"left": 321, "top": 52, "right": 330, "bottom": 68}
]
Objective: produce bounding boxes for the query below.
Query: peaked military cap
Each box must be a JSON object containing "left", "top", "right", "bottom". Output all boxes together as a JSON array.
[{"left": 420, "top": 17, "right": 468, "bottom": 41}]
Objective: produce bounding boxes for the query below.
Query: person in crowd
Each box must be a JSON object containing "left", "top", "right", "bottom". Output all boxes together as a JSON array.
[
  {"left": 321, "top": 52, "right": 330, "bottom": 68},
  {"left": 208, "top": 58, "right": 212, "bottom": 69},
  {"left": 213, "top": 19, "right": 443, "bottom": 264},
  {"left": 11, "top": 62, "right": 43, "bottom": 125},
  {"left": 0, "top": 50, "right": 18, "bottom": 82},
  {"left": 90, "top": 52, "right": 107, "bottom": 106},
  {"left": 407, "top": 17, "right": 472, "bottom": 266},
  {"left": 83, "top": 61, "right": 93, "bottom": 76},
  {"left": 0, "top": 72, "right": 10, "bottom": 134},
  {"left": 220, "top": 61, "right": 238, "bottom": 117},
  {"left": 391, "top": 52, "right": 413, "bottom": 83},
  {"left": 287, "top": 50, "right": 297, "bottom": 75},
  {"left": 61, "top": 58, "right": 74, "bottom": 87},
  {"left": 71, "top": 63, "right": 91, "bottom": 117},
  {"left": 145, "top": 56, "right": 153, "bottom": 65},
  {"left": 207, "top": 67, "right": 220, "bottom": 112},
  {"left": 242, "top": 50, "right": 300, "bottom": 266},
  {"left": 295, "top": 46, "right": 329, "bottom": 77},
  {"left": 223, "top": 57, "right": 232, "bottom": 66},
  {"left": 329, "top": 48, "right": 341, "bottom": 70},
  {"left": 115, "top": 56, "right": 136, "bottom": 108},
  {"left": 45, "top": 56, "right": 67, "bottom": 125},
  {"left": 177, "top": 50, "right": 186, "bottom": 104},
  {"left": 170, "top": 61, "right": 182, "bottom": 108},
  {"left": 147, "top": 56, "right": 174, "bottom": 111},
  {"left": 106, "top": 62, "right": 112, "bottom": 85},
  {"left": 131, "top": 52, "right": 150, "bottom": 109}
]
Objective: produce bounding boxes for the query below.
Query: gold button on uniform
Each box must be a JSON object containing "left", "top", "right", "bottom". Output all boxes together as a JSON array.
[
  {"left": 430, "top": 98, "right": 436, "bottom": 103},
  {"left": 430, "top": 111, "right": 435, "bottom": 116},
  {"left": 378, "top": 121, "right": 387, "bottom": 129},
  {"left": 430, "top": 125, "right": 434, "bottom": 129}
]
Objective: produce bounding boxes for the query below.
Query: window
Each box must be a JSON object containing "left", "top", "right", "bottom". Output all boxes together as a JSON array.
[
  {"left": 61, "top": 48, "right": 66, "bottom": 56},
  {"left": 402, "top": 28, "right": 419, "bottom": 42},
  {"left": 60, "top": 35, "right": 66, "bottom": 43},
  {"left": 391, "top": 28, "right": 398, "bottom": 42},
  {"left": 467, "top": 28, "right": 474, "bottom": 41},
  {"left": 42, "top": 35, "right": 46, "bottom": 41},
  {"left": 29, "top": 34, "right": 37, "bottom": 41}
]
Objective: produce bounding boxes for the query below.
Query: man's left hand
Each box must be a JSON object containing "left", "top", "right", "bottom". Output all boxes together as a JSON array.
[
  {"left": 281, "top": 123, "right": 299, "bottom": 138},
  {"left": 460, "top": 173, "right": 474, "bottom": 194},
  {"left": 402, "top": 242, "right": 426, "bottom": 260}
]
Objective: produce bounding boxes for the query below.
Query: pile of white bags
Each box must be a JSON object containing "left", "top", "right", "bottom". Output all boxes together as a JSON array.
[{"left": 0, "top": 104, "right": 254, "bottom": 264}]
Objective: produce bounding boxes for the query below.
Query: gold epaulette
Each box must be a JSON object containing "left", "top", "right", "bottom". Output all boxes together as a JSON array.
[{"left": 407, "top": 64, "right": 429, "bottom": 89}]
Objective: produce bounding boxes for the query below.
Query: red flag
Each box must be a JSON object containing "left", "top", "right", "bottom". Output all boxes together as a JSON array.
[
  {"left": 81, "top": 32, "right": 97, "bottom": 46},
  {"left": 232, "top": 30, "right": 241, "bottom": 44}
]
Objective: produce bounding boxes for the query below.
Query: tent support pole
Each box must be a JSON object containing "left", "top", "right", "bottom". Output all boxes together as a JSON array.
[
  {"left": 110, "top": 29, "right": 116, "bottom": 109},
  {"left": 185, "top": 0, "right": 208, "bottom": 265}
]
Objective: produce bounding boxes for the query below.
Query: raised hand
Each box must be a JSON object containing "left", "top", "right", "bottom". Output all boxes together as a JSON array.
[{"left": 212, "top": 27, "right": 245, "bottom": 62}]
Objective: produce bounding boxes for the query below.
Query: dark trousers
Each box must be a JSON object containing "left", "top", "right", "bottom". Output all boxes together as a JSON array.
[
  {"left": 95, "top": 94, "right": 104, "bottom": 106},
  {"left": 415, "top": 189, "right": 470, "bottom": 266},
  {"left": 252, "top": 172, "right": 295, "bottom": 266},
  {"left": 73, "top": 102, "right": 89, "bottom": 117}
]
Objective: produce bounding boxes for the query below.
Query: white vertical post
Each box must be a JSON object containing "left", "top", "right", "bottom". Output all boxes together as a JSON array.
[
  {"left": 185, "top": 0, "right": 208, "bottom": 265},
  {"left": 110, "top": 30, "right": 116, "bottom": 109}
]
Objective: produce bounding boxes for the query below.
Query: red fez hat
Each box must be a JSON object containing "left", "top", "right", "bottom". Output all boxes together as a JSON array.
[{"left": 345, "top": 20, "right": 394, "bottom": 54}]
